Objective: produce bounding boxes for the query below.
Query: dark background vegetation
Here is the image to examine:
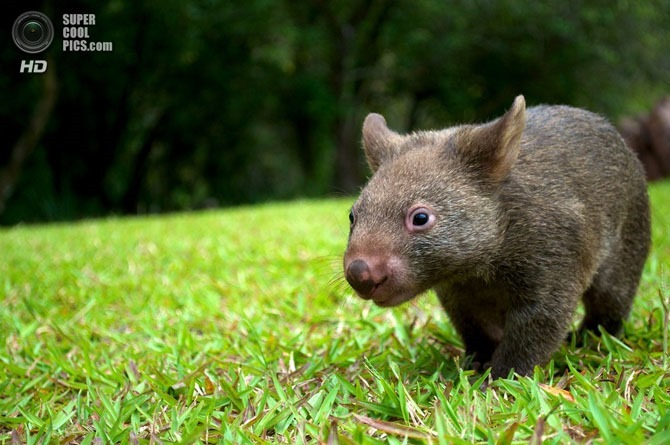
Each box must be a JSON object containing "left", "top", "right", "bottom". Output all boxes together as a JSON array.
[{"left": 1, "top": 0, "right": 668, "bottom": 225}]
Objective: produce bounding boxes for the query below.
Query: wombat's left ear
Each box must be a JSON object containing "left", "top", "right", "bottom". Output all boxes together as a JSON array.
[
  {"left": 362, "top": 113, "right": 404, "bottom": 172},
  {"left": 454, "top": 95, "right": 526, "bottom": 182}
]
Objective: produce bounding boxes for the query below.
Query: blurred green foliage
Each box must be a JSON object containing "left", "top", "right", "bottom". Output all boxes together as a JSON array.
[{"left": 1, "top": 0, "right": 668, "bottom": 224}]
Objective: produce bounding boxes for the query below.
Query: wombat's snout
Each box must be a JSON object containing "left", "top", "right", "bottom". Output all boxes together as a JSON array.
[{"left": 345, "top": 258, "right": 387, "bottom": 299}]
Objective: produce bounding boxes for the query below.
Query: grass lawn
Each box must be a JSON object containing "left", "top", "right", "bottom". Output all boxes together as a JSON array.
[{"left": 1, "top": 180, "right": 669, "bottom": 444}]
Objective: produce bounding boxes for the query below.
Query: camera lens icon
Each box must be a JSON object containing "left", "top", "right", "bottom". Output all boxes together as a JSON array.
[{"left": 12, "top": 11, "right": 54, "bottom": 54}]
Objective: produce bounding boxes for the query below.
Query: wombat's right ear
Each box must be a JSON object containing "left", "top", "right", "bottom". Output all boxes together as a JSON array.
[
  {"left": 362, "top": 113, "right": 404, "bottom": 172},
  {"left": 453, "top": 95, "right": 526, "bottom": 183}
]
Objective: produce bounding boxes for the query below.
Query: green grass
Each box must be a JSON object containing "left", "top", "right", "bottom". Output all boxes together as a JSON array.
[{"left": 1, "top": 180, "right": 669, "bottom": 444}]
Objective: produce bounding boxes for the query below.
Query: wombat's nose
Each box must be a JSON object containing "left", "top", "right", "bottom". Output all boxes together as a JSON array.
[{"left": 345, "top": 259, "right": 385, "bottom": 299}]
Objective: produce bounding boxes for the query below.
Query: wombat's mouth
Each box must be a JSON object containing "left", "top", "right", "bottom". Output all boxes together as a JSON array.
[
  {"left": 369, "top": 290, "right": 419, "bottom": 307},
  {"left": 372, "top": 297, "right": 413, "bottom": 307},
  {"left": 348, "top": 278, "right": 419, "bottom": 307},
  {"left": 344, "top": 253, "right": 423, "bottom": 307}
]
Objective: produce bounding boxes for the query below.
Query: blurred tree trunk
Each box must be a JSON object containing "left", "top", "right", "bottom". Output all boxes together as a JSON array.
[
  {"left": 0, "top": 57, "right": 58, "bottom": 214},
  {"left": 334, "top": 109, "right": 361, "bottom": 193},
  {"left": 324, "top": 0, "right": 394, "bottom": 193},
  {"left": 121, "top": 110, "right": 166, "bottom": 213}
]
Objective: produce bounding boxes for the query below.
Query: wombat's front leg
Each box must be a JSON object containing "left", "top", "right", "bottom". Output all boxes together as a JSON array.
[
  {"left": 439, "top": 300, "right": 499, "bottom": 370},
  {"left": 489, "top": 300, "right": 576, "bottom": 379}
]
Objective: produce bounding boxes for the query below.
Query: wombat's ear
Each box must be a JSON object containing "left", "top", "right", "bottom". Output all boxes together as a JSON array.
[
  {"left": 362, "top": 113, "right": 404, "bottom": 172},
  {"left": 455, "top": 95, "right": 526, "bottom": 182}
]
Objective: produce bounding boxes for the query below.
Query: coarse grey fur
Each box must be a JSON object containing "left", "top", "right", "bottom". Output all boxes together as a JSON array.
[{"left": 343, "top": 95, "right": 650, "bottom": 379}]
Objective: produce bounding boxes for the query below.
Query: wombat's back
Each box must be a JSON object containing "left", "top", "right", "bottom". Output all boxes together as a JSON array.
[
  {"left": 516, "top": 105, "right": 645, "bottom": 198},
  {"left": 505, "top": 104, "right": 650, "bottom": 334},
  {"left": 511, "top": 105, "right": 648, "bottom": 239}
]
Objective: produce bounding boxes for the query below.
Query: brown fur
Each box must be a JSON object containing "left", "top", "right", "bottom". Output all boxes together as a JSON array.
[{"left": 344, "top": 95, "right": 651, "bottom": 379}]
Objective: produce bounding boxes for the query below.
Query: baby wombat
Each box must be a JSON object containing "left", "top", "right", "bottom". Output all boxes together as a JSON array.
[{"left": 344, "top": 95, "right": 650, "bottom": 379}]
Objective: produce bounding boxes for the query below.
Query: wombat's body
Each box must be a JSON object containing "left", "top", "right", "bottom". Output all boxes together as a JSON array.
[{"left": 344, "top": 96, "right": 650, "bottom": 378}]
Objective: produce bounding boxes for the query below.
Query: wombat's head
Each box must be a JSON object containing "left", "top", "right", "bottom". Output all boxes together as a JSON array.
[{"left": 344, "top": 96, "right": 526, "bottom": 306}]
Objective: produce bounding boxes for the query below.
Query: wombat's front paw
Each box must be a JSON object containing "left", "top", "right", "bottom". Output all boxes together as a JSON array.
[
  {"left": 464, "top": 352, "right": 493, "bottom": 373},
  {"left": 467, "top": 360, "right": 483, "bottom": 372}
]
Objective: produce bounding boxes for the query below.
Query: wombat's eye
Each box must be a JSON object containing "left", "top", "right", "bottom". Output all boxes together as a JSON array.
[
  {"left": 413, "top": 212, "right": 429, "bottom": 226},
  {"left": 349, "top": 210, "right": 355, "bottom": 226},
  {"left": 405, "top": 205, "right": 437, "bottom": 233}
]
